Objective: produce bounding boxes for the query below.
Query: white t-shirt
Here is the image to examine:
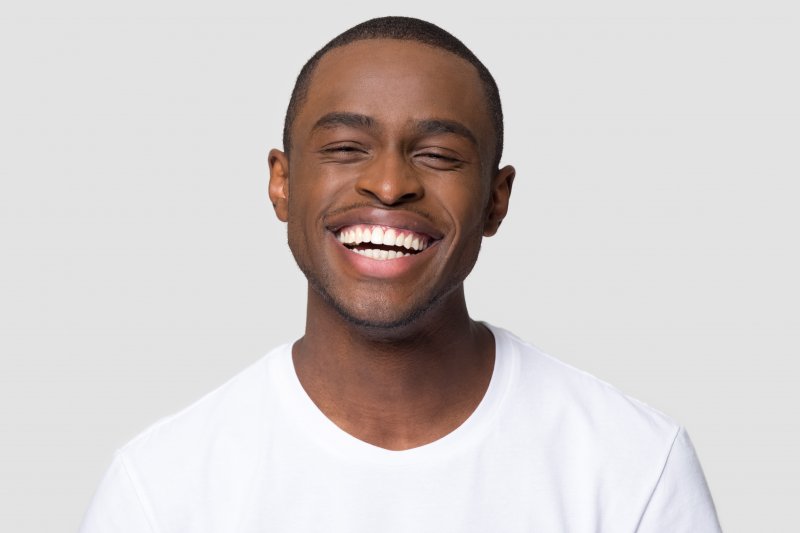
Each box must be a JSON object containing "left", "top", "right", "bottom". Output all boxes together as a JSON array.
[{"left": 80, "top": 325, "right": 722, "bottom": 532}]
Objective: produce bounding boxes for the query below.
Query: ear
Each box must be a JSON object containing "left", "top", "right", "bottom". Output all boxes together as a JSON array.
[
  {"left": 483, "top": 165, "right": 515, "bottom": 236},
  {"left": 268, "top": 149, "right": 290, "bottom": 222}
]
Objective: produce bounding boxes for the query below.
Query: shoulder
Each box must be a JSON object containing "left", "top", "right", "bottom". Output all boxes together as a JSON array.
[
  {"left": 82, "top": 344, "right": 293, "bottom": 532},
  {"left": 120, "top": 343, "right": 291, "bottom": 460},
  {"left": 112, "top": 344, "right": 292, "bottom": 511},
  {"left": 487, "top": 325, "right": 718, "bottom": 528},
  {"left": 489, "top": 324, "right": 681, "bottom": 469}
]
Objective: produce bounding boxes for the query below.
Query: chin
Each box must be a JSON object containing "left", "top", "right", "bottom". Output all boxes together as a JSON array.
[
  {"left": 310, "top": 277, "right": 438, "bottom": 332},
  {"left": 331, "top": 292, "right": 433, "bottom": 331},
  {"left": 339, "top": 305, "right": 429, "bottom": 331},
  {"left": 296, "top": 248, "right": 466, "bottom": 334}
]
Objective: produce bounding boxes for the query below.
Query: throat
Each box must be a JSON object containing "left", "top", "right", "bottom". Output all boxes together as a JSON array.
[{"left": 291, "top": 320, "right": 496, "bottom": 451}]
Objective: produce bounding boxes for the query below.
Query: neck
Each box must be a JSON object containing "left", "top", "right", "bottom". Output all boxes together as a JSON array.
[{"left": 292, "top": 285, "right": 495, "bottom": 451}]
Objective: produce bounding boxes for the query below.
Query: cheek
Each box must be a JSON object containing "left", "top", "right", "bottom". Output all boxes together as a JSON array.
[
  {"left": 432, "top": 180, "right": 490, "bottom": 230},
  {"left": 284, "top": 184, "right": 318, "bottom": 261},
  {"left": 289, "top": 159, "right": 351, "bottom": 209},
  {"left": 284, "top": 168, "right": 343, "bottom": 258}
]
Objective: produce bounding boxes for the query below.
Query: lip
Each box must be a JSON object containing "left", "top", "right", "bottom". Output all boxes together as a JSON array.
[
  {"left": 324, "top": 207, "right": 444, "bottom": 241},
  {"left": 324, "top": 207, "right": 444, "bottom": 279},
  {"left": 328, "top": 230, "right": 440, "bottom": 278}
]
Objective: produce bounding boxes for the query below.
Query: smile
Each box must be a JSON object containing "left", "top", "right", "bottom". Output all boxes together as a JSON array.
[{"left": 335, "top": 224, "right": 431, "bottom": 261}]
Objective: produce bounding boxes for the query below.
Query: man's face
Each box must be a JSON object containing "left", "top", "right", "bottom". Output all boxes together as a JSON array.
[{"left": 269, "top": 39, "right": 513, "bottom": 328}]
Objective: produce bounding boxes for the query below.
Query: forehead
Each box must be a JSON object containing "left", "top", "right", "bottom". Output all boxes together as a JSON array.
[{"left": 293, "top": 39, "right": 494, "bottom": 160}]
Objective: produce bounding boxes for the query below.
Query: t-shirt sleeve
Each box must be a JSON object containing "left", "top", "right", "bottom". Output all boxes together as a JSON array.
[
  {"left": 636, "top": 427, "right": 723, "bottom": 532},
  {"left": 79, "top": 453, "right": 156, "bottom": 533}
]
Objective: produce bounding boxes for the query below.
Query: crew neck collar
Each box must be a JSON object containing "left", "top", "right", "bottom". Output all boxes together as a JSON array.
[{"left": 274, "top": 323, "right": 518, "bottom": 467}]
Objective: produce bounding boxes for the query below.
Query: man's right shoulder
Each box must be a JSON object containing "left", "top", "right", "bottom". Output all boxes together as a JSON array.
[
  {"left": 118, "top": 342, "right": 292, "bottom": 471},
  {"left": 81, "top": 343, "right": 293, "bottom": 533}
]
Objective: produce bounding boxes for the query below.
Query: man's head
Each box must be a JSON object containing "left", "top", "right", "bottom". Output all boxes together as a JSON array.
[
  {"left": 282, "top": 17, "right": 505, "bottom": 172},
  {"left": 269, "top": 17, "right": 514, "bottom": 331}
]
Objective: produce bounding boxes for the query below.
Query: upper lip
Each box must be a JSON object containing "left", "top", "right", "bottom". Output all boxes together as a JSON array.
[{"left": 324, "top": 207, "right": 444, "bottom": 241}]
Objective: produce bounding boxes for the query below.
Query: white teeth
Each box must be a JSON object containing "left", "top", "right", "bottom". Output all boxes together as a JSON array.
[
  {"left": 383, "top": 228, "right": 396, "bottom": 246},
  {"left": 349, "top": 248, "right": 409, "bottom": 261},
  {"left": 337, "top": 225, "right": 431, "bottom": 255},
  {"left": 370, "top": 227, "right": 384, "bottom": 245}
]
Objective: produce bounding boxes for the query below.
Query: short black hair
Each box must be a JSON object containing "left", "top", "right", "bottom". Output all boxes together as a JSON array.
[{"left": 282, "top": 16, "right": 504, "bottom": 170}]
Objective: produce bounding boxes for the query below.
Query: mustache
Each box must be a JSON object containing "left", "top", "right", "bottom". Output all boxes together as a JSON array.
[{"left": 322, "top": 202, "right": 440, "bottom": 226}]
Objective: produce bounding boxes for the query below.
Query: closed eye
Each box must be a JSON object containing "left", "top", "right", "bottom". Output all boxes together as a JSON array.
[
  {"left": 420, "top": 153, "right": 458, "bottom": 161},
  {"left": 318, "top": 143, "right": 369, "bottom": 163},
  {"left": 326, "top": 146, "right": 361, "bottom": 152},
  {"left": 415, "top": 151, "right": 465, "bottom": 170}
]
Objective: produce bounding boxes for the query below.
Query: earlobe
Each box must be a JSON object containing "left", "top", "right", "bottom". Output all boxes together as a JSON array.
[
  {"left": 483, "top": 165, "right": 515, "bottom": 237},
  {"left": 268, "top": 149, "right": 290, "bottom": 222}
]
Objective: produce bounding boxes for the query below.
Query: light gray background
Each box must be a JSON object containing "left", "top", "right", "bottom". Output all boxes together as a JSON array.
[{"left": 1, "top": 1, "right": 797, "bottom": 531}]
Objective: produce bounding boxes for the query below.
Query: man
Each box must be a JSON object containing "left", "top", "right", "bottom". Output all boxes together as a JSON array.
[{"left": 80, "top": 16, "right": 722, "bottom": 532}]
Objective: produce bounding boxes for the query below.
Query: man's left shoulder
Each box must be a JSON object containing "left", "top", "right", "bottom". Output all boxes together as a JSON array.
[
  {"left": 492, "top": 325, "right": 681, "bottom": 457},
  {"left": 487, "top": 325, "right": 721, "bottom": 531}
]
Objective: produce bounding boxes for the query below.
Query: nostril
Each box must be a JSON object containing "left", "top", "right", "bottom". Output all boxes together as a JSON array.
[
  {"left": 398, "top": 190, "right": 423, "bottom": 202},
  {"left": 355, "top": 166, "right": 425, "bottom": 205},
  {"left": 357, "top": 183, "right": 423, "bottom": 206}
]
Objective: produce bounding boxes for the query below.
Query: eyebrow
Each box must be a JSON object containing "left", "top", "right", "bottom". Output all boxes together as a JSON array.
[
  {"left": 310, "top": 113, "right": 478, "bottom": 147},
  {"left": 413, "top": 119, "right": 478, "bottom": 147},
  {"left": 312, "top": 112, "right": 377, "bottom": 132}
]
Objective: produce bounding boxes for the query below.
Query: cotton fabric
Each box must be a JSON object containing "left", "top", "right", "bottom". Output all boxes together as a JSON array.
[{"left": 80, "top": 325, "right": 721, "bottom": 532}]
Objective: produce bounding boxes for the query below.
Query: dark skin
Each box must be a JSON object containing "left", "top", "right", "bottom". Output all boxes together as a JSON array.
[{"left": 268, "top": 39, "right": 515, "bottom": 451}]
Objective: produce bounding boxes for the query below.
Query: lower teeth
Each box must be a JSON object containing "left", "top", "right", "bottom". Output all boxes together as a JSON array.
[{"left": 352, "top": 248, "right": 407, "bottom": 260}]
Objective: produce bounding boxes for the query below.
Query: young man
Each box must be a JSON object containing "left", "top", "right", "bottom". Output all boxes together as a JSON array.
[{"left": 80, "top": 17, "right": 722, "bottom": 532}]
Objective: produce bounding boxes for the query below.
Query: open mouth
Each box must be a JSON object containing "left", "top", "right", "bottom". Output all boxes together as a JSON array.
[{"left": 335, "top": 224, "right": 432, "bottom": 261}]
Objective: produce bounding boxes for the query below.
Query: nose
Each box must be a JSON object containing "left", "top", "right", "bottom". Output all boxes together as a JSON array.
[{"left": 355, "top": 151, "right": 424, "bottom": 206}]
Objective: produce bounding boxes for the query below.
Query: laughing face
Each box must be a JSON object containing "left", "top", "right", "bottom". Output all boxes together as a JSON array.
[{"left": 269, "top": 39, "right": 514, "bottom": 329}]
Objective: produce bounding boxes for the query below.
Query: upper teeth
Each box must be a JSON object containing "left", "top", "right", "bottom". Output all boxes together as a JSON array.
[{"left": 336, "top": 225, "right": 428, "bottom": 251}]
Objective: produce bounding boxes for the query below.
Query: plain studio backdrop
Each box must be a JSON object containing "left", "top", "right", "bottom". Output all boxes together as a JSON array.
[{"left": 1, "top": 1, "right": 797, "bottom": 531}]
